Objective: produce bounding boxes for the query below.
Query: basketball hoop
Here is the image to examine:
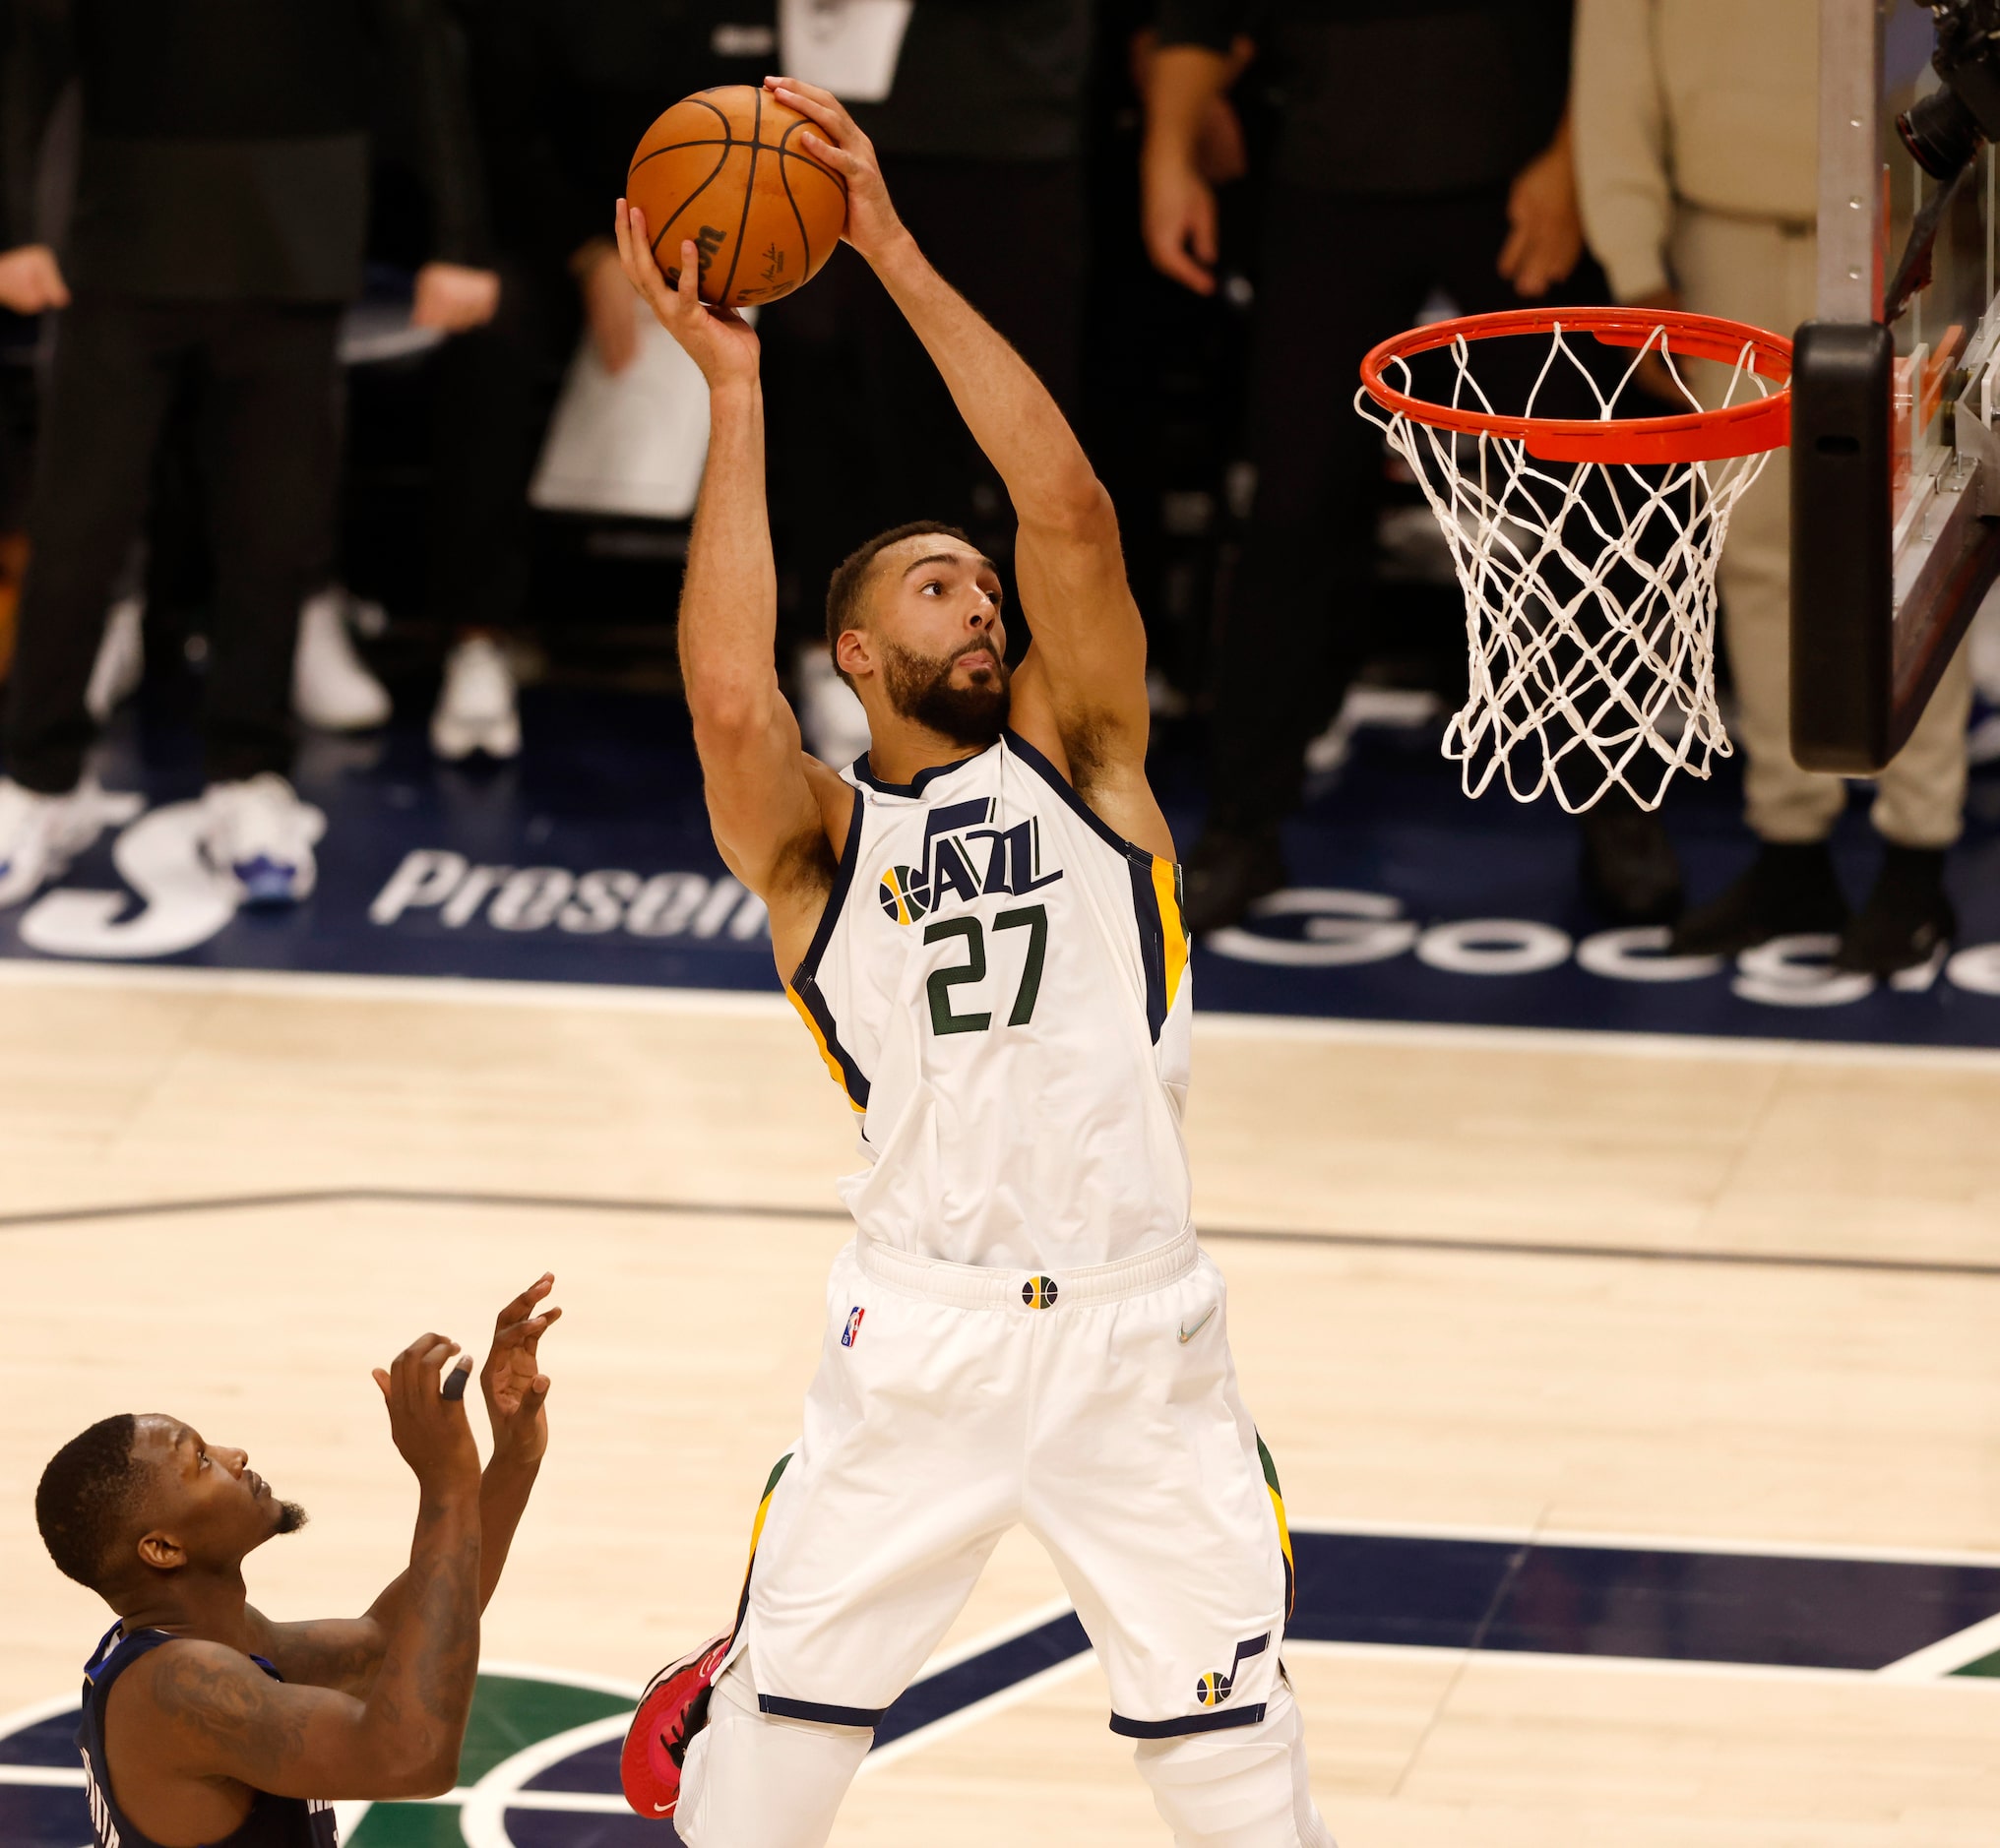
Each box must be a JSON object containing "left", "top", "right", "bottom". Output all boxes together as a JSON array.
[{"left": 1355, "top": 307, "right": 1792, "bottom": 812}]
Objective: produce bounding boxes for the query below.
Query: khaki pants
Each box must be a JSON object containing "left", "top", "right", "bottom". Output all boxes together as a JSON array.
[{"left": 1672, "top": 205, "right": 1972, "bottom": 846}]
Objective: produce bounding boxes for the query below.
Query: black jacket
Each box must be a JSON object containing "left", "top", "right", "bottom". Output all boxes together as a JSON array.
[
  {"left": 462, "top": 0, "right": 1094, "bottom": 282},
  {"left": 460, "top": 0, "right": 775, "bottom": 272},
  {"left": 2, "top": 0, "right": 489, "bottom": 301},
  {"left": 1156, "top": 0, "right": 1573, "bottom": 196},
  {"left": 850, "top": 0, "right": 1094, "bottom": 163}
]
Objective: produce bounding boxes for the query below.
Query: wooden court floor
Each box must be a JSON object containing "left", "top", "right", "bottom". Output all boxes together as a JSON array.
[{"left": 4, "top": 962, "right": 1998, "bottom": 1845}]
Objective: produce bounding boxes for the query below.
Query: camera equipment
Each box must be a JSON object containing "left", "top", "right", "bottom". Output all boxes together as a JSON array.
[{"left": 1897, "top": 0, "right": 2000, "bottom": 183}]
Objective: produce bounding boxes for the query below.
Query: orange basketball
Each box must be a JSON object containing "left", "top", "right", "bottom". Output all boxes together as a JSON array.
[{"left": 626, "top": 86, "right": 848, "bottom": 311}]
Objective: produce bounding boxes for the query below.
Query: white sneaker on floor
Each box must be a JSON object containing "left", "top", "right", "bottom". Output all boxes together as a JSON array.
[
  {"left": 0, "top": 776, "right": 132, "bottom": 908},
  {"left": 431, "top": 636, "right": 521, "bottom": 760},
  {"left": 85, "top": 595, "right": 146, "bottom": 723},
  {"left": 200, "top": 773, "right": 327, "bottom": 906},
  {"left": 796, "top": 643, "right": 871, "bottom": 768},
  {"left": 295, "top": 588, "right": 392, "bottom": 731}
]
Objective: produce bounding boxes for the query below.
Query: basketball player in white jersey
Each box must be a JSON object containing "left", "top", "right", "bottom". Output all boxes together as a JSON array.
[{"left": 610, "top": 76, "right": 1335, "bottom": 1848}]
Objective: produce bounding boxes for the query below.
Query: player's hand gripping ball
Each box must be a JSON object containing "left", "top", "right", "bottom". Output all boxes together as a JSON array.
[{"left": 625, "top": 84, "right": 847, "bottom": 309}]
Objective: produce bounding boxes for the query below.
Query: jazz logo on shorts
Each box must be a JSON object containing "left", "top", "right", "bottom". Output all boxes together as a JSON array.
[
  {"left": 1195, "top": 1632, "right": 1271, "bottom": 1707},
  {"left": 1021, "top": 1275, "right": 1059, "bottom": 1311},
  {"left": 842, "top": 1307, "right": 865, "bottom": 1348}
]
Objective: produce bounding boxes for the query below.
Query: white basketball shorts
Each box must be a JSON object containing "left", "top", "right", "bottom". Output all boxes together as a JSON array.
[{"left": 723, "top": 1228, "right": 1296, "bottom": 1740}]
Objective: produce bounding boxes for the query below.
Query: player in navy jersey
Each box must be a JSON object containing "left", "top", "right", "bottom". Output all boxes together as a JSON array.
[{"left": 34, "top": 1276, "right": 559, "bottom": 1848}]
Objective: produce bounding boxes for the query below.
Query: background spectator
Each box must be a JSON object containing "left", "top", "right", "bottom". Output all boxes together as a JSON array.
[
  {"left": 385, "top": 0, "right": 779, "bottom": 763},
  {"left": 0, "top": 0, "right": 497, "bottom": 907},
  {"left": 1574, "top": 0, "right": 1972, "bottom": 974},
  {"left": 1143, "top": 0, "right": 1685, "bottom": 934}
]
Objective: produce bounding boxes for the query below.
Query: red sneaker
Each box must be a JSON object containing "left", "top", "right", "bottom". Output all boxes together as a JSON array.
[{"left": 620, "top": 1632, "right": 730, "bottom": 1819}]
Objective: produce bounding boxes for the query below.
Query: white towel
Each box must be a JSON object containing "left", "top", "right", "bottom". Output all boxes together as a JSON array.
[
  {"left": 529, "top": 297, "right": 760, "bottom": 523},
  {"left": 779, "top": 0, "right": 913, "bottom": 102}
]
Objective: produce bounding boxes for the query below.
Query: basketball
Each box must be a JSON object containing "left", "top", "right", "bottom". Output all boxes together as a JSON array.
[{"left": 626, "top": 86, "right": 848, "bottom": 310}]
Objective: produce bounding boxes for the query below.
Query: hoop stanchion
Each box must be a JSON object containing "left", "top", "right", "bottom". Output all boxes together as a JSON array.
[{"left": 1355, "top": 308, "right": 1793, "bottom": 813}]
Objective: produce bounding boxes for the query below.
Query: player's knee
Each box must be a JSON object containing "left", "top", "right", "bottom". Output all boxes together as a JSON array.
[
  {"left": 674, "top": 1659, "right": 871, "bottom": 1848},
  {"left": 1131, "top": 1684, "right": 1336, "bottom": 1848}
]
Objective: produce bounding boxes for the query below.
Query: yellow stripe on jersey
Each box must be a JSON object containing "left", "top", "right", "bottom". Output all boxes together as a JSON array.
[
  {"left": 726, "top": 1450, "right": 794, "bottom": 1645},
  {"left": 1152, "top": 856, "right": 1190, "bottom": 1014},
  {"left": 745, "top": 1456, "right": 786, "bottom": 1570},
  {"left": 787, "top": 985, "right": 866, "bottom": 1113},
  {"left": 1257, "top": 1433, "right": 1296, "bottom": 1621},
  {"left": 1268, "top": 1481, "right": 1295, "bottom": 1607}
]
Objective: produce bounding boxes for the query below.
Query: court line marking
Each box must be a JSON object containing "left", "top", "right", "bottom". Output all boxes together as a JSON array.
[
  {"left": 1282, "top": 1637, "right": 2000, "bottom": 1689},
  {"left": 1876, "top": 1609, "right": 2000, "bottom": 1680},
  {"left": 3, "top": 959, "right": 1998, "bottom": 1072},
  {"left": 861, "top": 1652, "right": 1099, "bottom": 1776},
  {"left": 0, "top": 1694, "right": 86, "bottom": 1735},
  {"left": 904, "top": 1598, "right": 1079, "bottom": 1681},
  {"left": 8, "top": 1591, "right": 1994, "bottom": 1819},
  {"left": 474, "top": 1659, "right": 642, "bottom": 1699},
  {"left": 456, "top": 1712, "right": 632, "bottom": 1848},
  {"left": 3, "top": 1185, "right": 1995, "bottom": 1280},
  {"left": 9, "top": 1633, "right": 1992, "bottom": 1811},
  {"left": 1280, "top": 1515, "right": 2000, "bottom": 1571}
]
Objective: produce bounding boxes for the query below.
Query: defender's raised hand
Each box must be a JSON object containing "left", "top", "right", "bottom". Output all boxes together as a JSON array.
[
  {"left": 372, "top": 1333, "right": 480, "bottom": 1497},
  {"left": 762, "top": 77, "right": 906, "bottom": 263},
  {"left": 481, "top": 1273, "right": 560, "bottom": 1471}
]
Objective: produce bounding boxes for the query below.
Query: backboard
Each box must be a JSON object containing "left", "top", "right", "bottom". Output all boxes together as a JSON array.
[{"left": 1791, "top": 0, "right": 2000, "bottom": 771}]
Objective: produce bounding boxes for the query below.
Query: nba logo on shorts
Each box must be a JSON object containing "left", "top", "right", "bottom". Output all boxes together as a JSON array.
[{"left": 842, "top": 1307, "right": 865, "bottom": 1348}]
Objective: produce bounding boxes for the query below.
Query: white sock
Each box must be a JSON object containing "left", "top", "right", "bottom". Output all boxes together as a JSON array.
[{"left": 674, "top": 1656, "right": 873, "bottom": 1848}]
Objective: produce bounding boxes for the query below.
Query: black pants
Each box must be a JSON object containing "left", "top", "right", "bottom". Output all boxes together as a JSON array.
[
  {"left": 1207, "top": 184, "right": 1612, "bottom": 832},
  {"left": 760, "top": 155, "right": 1085, "bottom": 646},
  {"left": 5, "top": 297, "right": 341, "bottom": 793},
  {"left": 424, "top": 257, "right": 578, "bottom": 633}
]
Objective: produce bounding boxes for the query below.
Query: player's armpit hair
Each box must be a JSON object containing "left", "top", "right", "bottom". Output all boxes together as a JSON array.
[
  {"left": 825, "top": 522, "right": 973, "bottom": 685},
  {"left": 770, "top": 815, "right": 840, "bottom": 909},
  {"left": 35, "top": 1414, "right": 144, "bottom": 1590}
]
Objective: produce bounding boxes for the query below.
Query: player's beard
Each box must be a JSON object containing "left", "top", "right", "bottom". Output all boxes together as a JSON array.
[
  {"left": 881, "top": 637, "right": 1011, "bottom": 747},
  {"left": 275, "top": 1502, "right": 309, "bottom": 1535}
]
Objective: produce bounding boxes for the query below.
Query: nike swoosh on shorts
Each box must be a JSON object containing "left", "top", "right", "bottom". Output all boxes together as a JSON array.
[{"left": 1178, "top": 1306, "right": 1217, "bottom": 1343}]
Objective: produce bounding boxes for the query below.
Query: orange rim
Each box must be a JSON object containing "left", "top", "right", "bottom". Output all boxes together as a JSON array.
[{"left": 1358, "top": 307, "right": 1792, "bottom": 465}]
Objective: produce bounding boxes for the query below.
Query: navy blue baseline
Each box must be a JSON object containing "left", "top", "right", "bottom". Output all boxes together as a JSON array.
[{"left": 6, "top": 1533, "right": 1996, "bottom": 1848}]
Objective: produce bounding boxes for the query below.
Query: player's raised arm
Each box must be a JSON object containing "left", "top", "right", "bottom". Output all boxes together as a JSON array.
[
  {"left": 768, "top": 77, "right": 1156, "bottom": 818},
  {"left": 612, "top": 199, "right": 852, "bottom": 971},
  {"left": 125, "top": 1333, "right": 484, "bottom": 1803},
  {"left": 256, "top": 1277, "right": 561, "bottom": 1695}
]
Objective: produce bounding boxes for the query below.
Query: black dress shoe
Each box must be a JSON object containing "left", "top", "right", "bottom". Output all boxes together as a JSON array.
[
  {"left": 1834, "top": 845, "right": 1956, "bottom": 975},
  {"left": 1182, "top": 824, "right": 1287, "bottom": 935},
  {"left": 1577, "top": 794, "right": 1684, "bottom": 925},
  {"left": 1668, "top": 840, "right": 1848, "bottom": 957}
]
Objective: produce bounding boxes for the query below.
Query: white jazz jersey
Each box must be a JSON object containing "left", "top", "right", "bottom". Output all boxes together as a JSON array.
[{"left": 786, "top": 730, "right": 1193, "bottom": 1271}]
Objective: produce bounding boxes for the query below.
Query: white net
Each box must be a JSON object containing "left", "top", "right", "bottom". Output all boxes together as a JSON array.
[{"left": 1356, "top": 323, "right": 1781, "bottom": 813}]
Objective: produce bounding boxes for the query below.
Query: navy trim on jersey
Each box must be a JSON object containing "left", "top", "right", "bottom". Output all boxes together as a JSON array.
[
  {"left": 792, "top": 784, "right": 864, "bottom": 987},
  {"left": 1005, "top": 728, "right": 1182, "bottom": 1037},
  {"left": 758, "top": 1694, "right": 888, "bottom": 1728},
  {"left": 78, "top": 1624, "right": 337, "bottom": 1848},
  {"left": 1130, "top": 858, "right": 1170, "bottom": 1042},
  {"left": 792, "top": 974, "right": 872, "bottom": 1110},
  {"left": 850, "top": 747, "right": 997, "bottom": 799},
  {"left": 1108, "top": 1702, "right": 1269, "bottom": 1739},
  {"left": 1001, "top": 729, "right": 1151, "bottom": 866}
]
